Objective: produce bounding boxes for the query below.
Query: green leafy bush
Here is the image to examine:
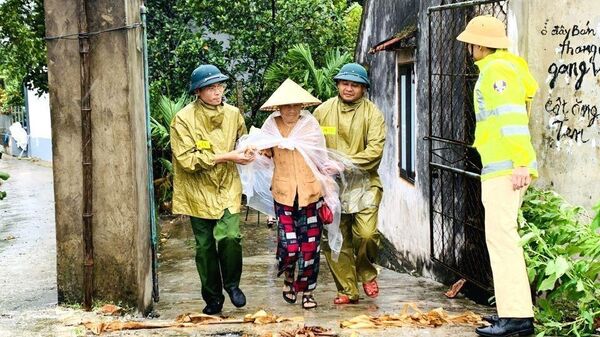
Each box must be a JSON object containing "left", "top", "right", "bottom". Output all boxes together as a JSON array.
[
  {"left": 0, "top": 171, "right": 9, "bottom": 200},
  {"left": 265, "top": 43, "right": 351, "bottom": 102},
  {"left": 150, "top": 94, "right": 189, "bottom": 212},
  {"left": 520, "top": 188, "right": 600, "bottom": 336}
]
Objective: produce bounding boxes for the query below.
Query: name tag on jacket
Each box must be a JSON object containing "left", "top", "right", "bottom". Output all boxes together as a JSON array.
[
  {"left": 321, "top": 126, "right": 337, "bottom": 135},
  {"left": 196, "top": 140, "right": 211, "bottom": 150}
]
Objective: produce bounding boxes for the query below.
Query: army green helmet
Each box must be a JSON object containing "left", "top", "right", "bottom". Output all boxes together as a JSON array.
[
  {"left": 189, "top": 64, "right": 229, "bottom": 94},
  {"left": 333, "top": 63, "right": 370, "bottom": 88}
]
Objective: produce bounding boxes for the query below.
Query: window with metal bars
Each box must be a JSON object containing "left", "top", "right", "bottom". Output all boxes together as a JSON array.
[{"left": 398, "top": 63, "right": 416, "bottom": 182}]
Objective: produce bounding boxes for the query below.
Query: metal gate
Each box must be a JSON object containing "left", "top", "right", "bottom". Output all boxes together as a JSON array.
[{"left": 427, "top": 0, "right": 507, "bottom": 293}]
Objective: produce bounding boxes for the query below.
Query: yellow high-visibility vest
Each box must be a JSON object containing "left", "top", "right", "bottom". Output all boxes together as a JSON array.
[{"left": 473, "top": 50, "right": 539, "bottom": 180}]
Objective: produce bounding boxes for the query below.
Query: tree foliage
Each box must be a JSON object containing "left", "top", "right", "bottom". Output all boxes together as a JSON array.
[
  {"left": 145, "top": 0, "right": 227, "bottom": 115},
  {"left": 265, "top": 44, "right": 351, "bottom": 101},
  {"left": 147, "top": 0, "right": 362, "bottom": 124},
  {"left": 341, "top": 3, "right": 363, "bottom": 56},
  {"left": 0, "top": 0, "right": 362, "bottom": 114},
  {"left": 0, "top": 0, "right": 47, "bottom": 106}
]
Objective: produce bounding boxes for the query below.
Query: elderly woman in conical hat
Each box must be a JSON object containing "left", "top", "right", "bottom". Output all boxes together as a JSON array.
[{"left": 255, "top": 79, "right": 332, "bottom": 310}]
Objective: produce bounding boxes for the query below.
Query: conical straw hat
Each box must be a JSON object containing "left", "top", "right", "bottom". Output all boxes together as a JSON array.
[{"left": 260, "top": 78, "right": 322, "bottom": 111}]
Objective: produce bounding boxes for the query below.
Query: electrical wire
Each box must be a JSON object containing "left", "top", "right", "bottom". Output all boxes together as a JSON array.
[{"left": 45, "top": 22, "right": 142, "bottom": 41}]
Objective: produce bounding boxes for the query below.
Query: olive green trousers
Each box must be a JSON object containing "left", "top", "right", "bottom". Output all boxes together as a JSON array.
[
  {"left": 323, "top": 207, "right": 380, "bottom": 301},
  {"left": 190, "top": 210, "right": 242, "bottom": 305}
]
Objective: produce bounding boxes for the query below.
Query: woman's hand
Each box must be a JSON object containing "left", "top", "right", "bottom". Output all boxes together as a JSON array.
[{"left": 322, "top": 161, "right": 344, "bottom": 175}]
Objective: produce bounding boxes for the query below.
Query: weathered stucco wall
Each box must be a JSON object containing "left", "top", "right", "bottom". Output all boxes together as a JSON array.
[
  {"left": 356, "top": 0, "right": 434, "bottom": 274},
  {"left": 45, "top": 0, "right": 153, "bottom": 311},
  {"left": 510, "top": 0, "right": 600, "bottom": 210},
  {"left": 354, "top": 0, "right": 599, "bottom": 290}
]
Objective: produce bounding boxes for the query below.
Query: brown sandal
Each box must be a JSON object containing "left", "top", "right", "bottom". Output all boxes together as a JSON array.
[
  {"left": 282, "top": 279, "right": 297, "bottom": 304},
  {"left": 302, "top": 293, "right": 317, "bottom": 309}
]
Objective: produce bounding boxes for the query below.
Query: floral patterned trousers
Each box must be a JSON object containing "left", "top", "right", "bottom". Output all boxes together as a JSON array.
[{"left": 274, "top": 198, "right": 323, "bottom": 292}]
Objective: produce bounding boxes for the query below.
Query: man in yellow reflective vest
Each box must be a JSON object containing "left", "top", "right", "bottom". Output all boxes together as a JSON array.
[
  {"left": 457, "top": 16, "right": 537, "bottom": 337},
  {"left": 314, "top": 63, "right": 386, "bottom": 305},
  {"left": 170, "top": 64, "right": 254, "bottom": 315}
]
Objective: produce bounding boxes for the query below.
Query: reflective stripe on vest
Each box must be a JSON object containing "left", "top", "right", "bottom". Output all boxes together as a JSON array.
[
  {"left": 481, "top": 160, "right": 513, "bottom": 175},
  {"left": 476, "top": 104, "right": 527, "bottom": 122},
  {"left": 501, "top": 125, "right": 530, "bottom": 136},
  {"left": 475, "top": 88, "right": 485, "bottom": 113},
  {"left": 481, "top": 160, "right": 538, "bottom": 175}
]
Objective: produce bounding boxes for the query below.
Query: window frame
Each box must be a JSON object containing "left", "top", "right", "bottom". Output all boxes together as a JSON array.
[{"left": 397, "top": 62, "right": 416, "bottom": 183}]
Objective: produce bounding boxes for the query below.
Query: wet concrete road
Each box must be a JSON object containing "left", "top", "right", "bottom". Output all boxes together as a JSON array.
[
  {"left": 154, "top": 214, "right": 492, "bottom": 337},
  {"left": 0, "top": 157, "right": 59, "bottom": 335},
  {"left": 0, "top": 156, "right": 492, "bottom": 336},
  {"left": 0, "top": 156, "right": 56, "bottom": 311}
]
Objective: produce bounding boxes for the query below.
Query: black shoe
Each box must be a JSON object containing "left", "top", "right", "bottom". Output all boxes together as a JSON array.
[
  {"left": 476, "top": 318, "right": 534, "bottom": 337},
  {"left": 202, "top": 301, "right": 223, "bottom": 315},
  {"left": 226, "top": 287, "right": 246, "bottom": 308},
  {"left": 483, "top": 314, "right": 499, "bottom": 324}
]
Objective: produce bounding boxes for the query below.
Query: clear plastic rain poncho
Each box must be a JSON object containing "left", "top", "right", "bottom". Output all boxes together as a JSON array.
[{"left": 236, "top": 111, "right": 371, "bottom": 259}]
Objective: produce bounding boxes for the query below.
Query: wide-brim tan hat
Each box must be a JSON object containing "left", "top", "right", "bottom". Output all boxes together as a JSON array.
[
  {"left": 260, "top": 78, "right": 322, "bottom": 111},
  {"left": 456, "top": 15, "right": 510, "bottom": 49}
]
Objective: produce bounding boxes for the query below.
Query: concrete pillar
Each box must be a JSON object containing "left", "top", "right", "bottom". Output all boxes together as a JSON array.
[
  {"left": 509, "top": 0, "right": 600, "bottom": 210},
  {"left": 44, "top": 0, "right": 153, "bottom": 311}
]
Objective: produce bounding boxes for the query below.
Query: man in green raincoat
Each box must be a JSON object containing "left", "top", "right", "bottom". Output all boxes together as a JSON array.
[
  {"left": 314, "top": 63, "right": 386, "bottom": 304},
  {"left": 170, "top": 64, "right": 254, "bottom": 315}
]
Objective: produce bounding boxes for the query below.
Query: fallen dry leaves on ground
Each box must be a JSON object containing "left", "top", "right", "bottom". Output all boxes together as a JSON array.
[
  {"left": 83, "top": 310, "right": 301, "bottom": 335},
  {"left": 340, "top": 303, "right": 482, "bottom": 329},
  {"left": 83, "top": 321, "right": 176, "bottom": 335},
  {"left": 244, "top": 309, "right": 300, "bottom": 324},
  {"left": 175, "top": 312, "right": 226, "bottom": 324},
  {"left": 279, "top": 325, "right": 337, "bottom": 337},
  {"left": 98, "top": 304, "right": 122, "bottom": 316},
  {"left": 260, "top": 325, "right": 337, "bottom": 337}
]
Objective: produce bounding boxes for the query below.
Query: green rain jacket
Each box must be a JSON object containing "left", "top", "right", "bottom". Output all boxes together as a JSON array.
[
  {"left": 170, "top": 99, "right": 247, "bottom": 219},
  {"left": 313, "top": 96, "right": 386, "bottom": 213}
]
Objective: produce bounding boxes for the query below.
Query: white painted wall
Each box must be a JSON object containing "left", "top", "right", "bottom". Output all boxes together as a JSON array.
[
  {"left": 28, "top": 90, "right": 51, "bottom": 139},
  {"left": 355, "top": 0, "right": 431, "bottom": 274},
  {"left": 376, "top": 53, "right": 430, "bottom": 274},
  {"left": 27, "top": 90, "right": 53, "bottom": 161}
]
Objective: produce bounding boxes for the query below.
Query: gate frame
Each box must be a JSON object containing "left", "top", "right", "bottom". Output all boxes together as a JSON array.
[{"left": 426, "top": 0, "right": 508, "bottom": 294}]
